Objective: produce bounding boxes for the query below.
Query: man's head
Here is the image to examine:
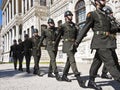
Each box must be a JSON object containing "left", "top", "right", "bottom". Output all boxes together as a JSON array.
[
  {"left": 102, "top": 5, "right": 113, "bottom": 15},
  {"left": 33, "top": 29, "right": 38, "bottom": 36},
  {"left": 94, "top": 0, "right": 106, "bottom": 9},
  {"left": 18, "top": 39, "right": 22, "bottom": 44},
  {"left": 48, "top": 18, "right": 55, "bottom": 28},
  {"left": 64, "top": 10, "right": 73, "bottom": 22},
  {"left": 13, "top": 39, "right": 17, "bottom": 44},
  {"left": 24, "top": 34, "right": 29, "bottom": 40}
]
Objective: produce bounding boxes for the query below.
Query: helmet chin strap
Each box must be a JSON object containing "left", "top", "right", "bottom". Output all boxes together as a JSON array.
[{"left": 66, "top": 16, "right": 72, "bottom": 22}]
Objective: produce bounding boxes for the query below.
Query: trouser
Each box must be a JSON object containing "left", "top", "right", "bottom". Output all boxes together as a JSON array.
[
  {"left": 18, "top": 54, "right": 24, "bottom": 70},
  {"left": 90, "top": 49, "right": 120, "bottom": 80},
  {"left": 48, "top": 50, "right": 58, "bottom": 74},
  {"left": 25, "top": 53, "right": 31, "bottom": 71},
  {"left": 13, "top": 56, "right": 18, "bottom": 69},
  {"left": 102, "top": 49, "right": 120, "bottom": 75},
  {"left": 63, "top": 51, "right": 80, "bottom": 76},
  {"left": 33, "top": 55, "right": 41, "bottom": 73}
]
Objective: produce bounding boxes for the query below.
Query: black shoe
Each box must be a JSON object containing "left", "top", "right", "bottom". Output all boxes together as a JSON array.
[
  {"left": 48, "top": 73, "right": 55, "bottom": 78},
  {"left": 55, "top": 74, "right": 62, "bottom": 81},
  {"left": 76, "top": 75, "right": 86, "bottom": 88},
  {"left": 88, "top": 80, "right": 102, "bottom": 90},
  {"left": 18, "top": 68, "right": 23, "bottom": 71},
  {"left": 26, "top": 70, "right": 30, "bottom": 73},
  {"left": 33, "top": 71, "right": 37, "bottom": 75},
  {"left": 14, "top": 67, "right": 17, "bottom": 70},
  {"left": 62, "top": 75, "right": 71, "bottom": 82},
  {"left": 37, "top": 73, "right": 43, "bottom": 77},
  {"left": 101, "top": 74, "right": 112, "bottom": 79}
]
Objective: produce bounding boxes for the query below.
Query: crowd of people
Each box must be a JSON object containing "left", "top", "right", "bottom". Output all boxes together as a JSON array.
[{"left": 9, "top": 0, "right": 120, "bottom": 90}]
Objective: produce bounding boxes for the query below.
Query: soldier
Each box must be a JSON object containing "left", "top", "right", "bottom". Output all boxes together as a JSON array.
[
  {"left": 9, "top": 39, "right": 18, "bottom": 70},
  {"left": 17, "top": 39, "right": 24, "bottom": 71},
  {"left": 38, "top": 18, "right": 61, "bottom": 81},
  {"left": 91, "top": 5, "right": 120, "bottom": 80},
  {"left": 31, "top": 29, "right": 41, "bottom": 76},
  {"left": 57, "top": 11, "right": 85, "bottom": 87},
  {"left": 74, "top": 0, "right": 120, "bottom": 89},
  {"left": 23, "top": 34, "right": 32, "bottom": 73}
]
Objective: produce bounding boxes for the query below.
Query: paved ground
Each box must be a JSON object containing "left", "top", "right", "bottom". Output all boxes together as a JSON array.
[{"left": 0, "top": 62, "right": 120, "bottom": 90}]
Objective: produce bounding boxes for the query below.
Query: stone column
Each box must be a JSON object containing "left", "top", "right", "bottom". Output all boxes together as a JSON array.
[
  {"left": 9, "top": 1, "right": 12, "bottom": 20},
  {"left": 12, "top": 28, "right": 15, "bottom": 44},
  {"left": 16, "top": 25, "right": 19, "bottom": 41},
  {"left": 9, "top": 30, "right": 12, "bottom": 50},
  {"left": 12, "top": 0, "right": 14, "bottom": 18},
  {"left": 6, "top": 33, "right": 9, "bottom": 51},
  {"left": 6, "top": 7, "right": 8, "bottom": 25},
  {"left": 29, "top": 0, "right": 31, "bottom": 8},
  {"left": 34, "top": 16, "right": 39, "bottom": 30}
]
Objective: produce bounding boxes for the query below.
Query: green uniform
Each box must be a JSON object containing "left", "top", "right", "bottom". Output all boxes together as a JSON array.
[
  {"left": 76, "top": 9, "right": 120, "bottom": 80},
  {"left": 39, "top": 27, "right": 59, "bottom": 74},
  {"left": 59, "top": 22, "right": 80, "bottom": 76},
  {"left": 31, "top": 35, "right": 41, "bottom": 74}
]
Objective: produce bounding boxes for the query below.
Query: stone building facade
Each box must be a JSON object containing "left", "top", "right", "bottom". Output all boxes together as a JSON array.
[{"left": 1, "top": 0, "right": 120, "bottom": 62}]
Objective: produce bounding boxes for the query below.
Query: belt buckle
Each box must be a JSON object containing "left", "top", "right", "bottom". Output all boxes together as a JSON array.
[{"left": 106, "top": 32, "right": 109, "bottom": 36}]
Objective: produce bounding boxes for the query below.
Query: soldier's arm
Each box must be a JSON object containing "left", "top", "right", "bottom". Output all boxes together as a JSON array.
[
  {"left": 38, "top": 30, "right": 46, "bottom": 47},
  {"left": 75, "top": 12, "right": 94, "bottom": 46},
  {"left": 9, "top": 46, "right": 12, "bottom": 57}
]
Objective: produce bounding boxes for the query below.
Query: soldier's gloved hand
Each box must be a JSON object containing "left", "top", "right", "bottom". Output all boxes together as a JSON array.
[{"left": 74, "top": 41, "right": 79, "bottom": 48}]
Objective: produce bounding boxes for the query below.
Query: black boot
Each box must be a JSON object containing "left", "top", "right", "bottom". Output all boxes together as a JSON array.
[
  {"left": 55, "top": 73, "right": 62, "bottom": 81},
  {"left": 88, "top": 80, "right": 102, "bottom": 90},
  {"left": 76, "top": 75, "right": 86, "bottom": 88},
  {"left": 26, "top": 69, "right": 30, "bottom": 73},
  {"left": 48, "top": 73, "right": 55, "bottom": 77},
  {"left": 101, "top": 74, "right": 112, "bottom": 79},
  {"left": 62, "top": 75, "right": 71, "bottom": 82},
  {"left": 33, "top": 70, "right": 37, "bottom": 75}
]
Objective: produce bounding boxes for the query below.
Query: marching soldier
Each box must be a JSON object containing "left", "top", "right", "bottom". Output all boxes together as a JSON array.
[
  {"left": 91, "top": 5, "right": 120, "bottom": 80},
  {"left": 9, "top": 39, "right": 18, "bottom": 70},
  {"left": 57, "top": 11, "right": 85, "bottom": 87},
  {"left": 31, "top": 29, "right": 41, "bottom": 76},
  {"left": 38, "top": 18, "right": 61, "bottom": 81},
  {"left": 74, "top": 0, "right": 120, "bottom": 89},
  {"left": 23, "top": 34, "right": 32, "bottom": 73},
  {"left": 17, "top": 39, "right": 24, "bottom": 71}
]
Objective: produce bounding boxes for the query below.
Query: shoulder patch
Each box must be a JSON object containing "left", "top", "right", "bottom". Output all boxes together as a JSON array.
[{"left": 87, "top": 12, "right": 91, "bottom": 17}]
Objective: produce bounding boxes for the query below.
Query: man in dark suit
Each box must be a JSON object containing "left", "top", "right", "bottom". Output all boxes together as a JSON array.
[{"left": 9, "top": 39, "right": 18, "bottom": 70}]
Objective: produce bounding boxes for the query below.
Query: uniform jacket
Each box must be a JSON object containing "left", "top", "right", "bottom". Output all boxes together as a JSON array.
[
  {"left": 9, "top": 44, "right": 18, "bottom": 57},
  {"left": 39, "top": 27, "right": 59, "bottom": 51},
  {"left": 59, "top": 22, "right": 78, "bottom": 53},
  {"left": 31, "top": 35, "right": 41, "bottom": 56},
  {"left": 76, "top": 9, "right": 116, "bottom": 49}
]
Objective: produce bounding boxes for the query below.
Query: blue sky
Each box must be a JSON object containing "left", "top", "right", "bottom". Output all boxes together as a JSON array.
[{"left": 0, "top": 0, "right": 2, "bottom": 26}]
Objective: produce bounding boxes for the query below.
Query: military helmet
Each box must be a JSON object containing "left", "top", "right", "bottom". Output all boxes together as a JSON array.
[
  {"left": 33, "top": 29, "right": 38, "bottom": 33},
  {"left": 24, "top": 34, "right": 29, "bottom": 37},
  {"left": 13, "top": 39, "right": 17, "bottom": 42},
  {"left": 64, "top": 10, "right": 73, "bottom": 17},
  {"left": 94, "top": 0, "right": 106, "bottom": 2},
  {"left": 102, "top": 6, "right": 113, "bottom": 14},
  {"left": 18, "top": 39, "right": 22, "bottom": 42},
  {"left": 47, "top": 18, "right": 54, "bottom": 24}
]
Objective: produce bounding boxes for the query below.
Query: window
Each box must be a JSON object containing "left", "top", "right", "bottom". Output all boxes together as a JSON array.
[
  {"left": 31, "top": 0, "right": 33, "bottom": 7},
  {"left": 23, "top": 0, "right": 25, "bottom": 14},
  {"left": 51, "top": 0, "right": 54, "bottom": 5},
  {"left": 27, "top": 0, "right": 29, "bottom": 11},
  {"left": 40, "top": 0, "right": 46, "bottom": 6},
  {"left": 75, "top": 0, "right": 86, "bottom": 29}
]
